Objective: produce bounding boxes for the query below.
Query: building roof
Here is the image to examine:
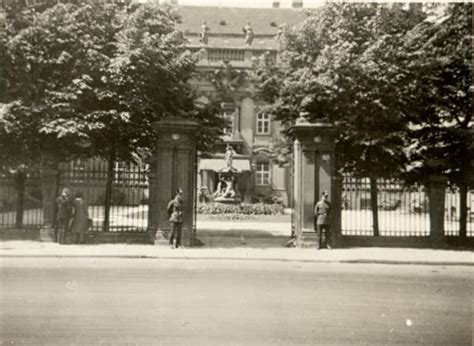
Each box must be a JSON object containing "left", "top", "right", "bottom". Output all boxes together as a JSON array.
[{"left": 176, "top": 6, "right": 305, "bottom": 36}]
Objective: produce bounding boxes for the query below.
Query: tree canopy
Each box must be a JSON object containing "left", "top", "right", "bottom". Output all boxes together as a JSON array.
[
  {"left": 0, "top": 2, "right": 226, "bottom": 168},
  {"left": 399, "top": 3, "right": 473, "bottom": 186},
  {"left": 251, "top": 2, "right": 472, "bottom": 187}
]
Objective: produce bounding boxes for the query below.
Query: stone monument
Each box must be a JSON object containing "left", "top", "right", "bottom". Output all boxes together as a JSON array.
[{"left": 213, "top": 145, "right": 242, "bottom": 204}]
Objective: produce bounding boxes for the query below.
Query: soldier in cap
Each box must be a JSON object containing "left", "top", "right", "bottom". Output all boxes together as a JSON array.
[
  {"left": 167, "top": 188, "right": 184, "bottom": 248},
  {"left": 314, "top": 191, "right": 332, "bottom": 249}
]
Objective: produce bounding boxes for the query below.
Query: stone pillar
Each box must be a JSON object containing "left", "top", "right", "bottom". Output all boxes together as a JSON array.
[
  {"left": 428, "top": 175, "right": 447, "bottom": 248},
  {"left": 150, "top": 117, "right": 199, "bottom": 247},
  {"left": 40, "top": 167, "right": 60, "bottom": 242},
  {"left": 289, "top": 118, "right": 336, "bottom": 248}
]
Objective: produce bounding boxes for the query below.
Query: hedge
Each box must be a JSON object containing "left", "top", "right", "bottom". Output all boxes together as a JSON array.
[{"left": 197, "top": 202, "right": 284, "bottom": 215}]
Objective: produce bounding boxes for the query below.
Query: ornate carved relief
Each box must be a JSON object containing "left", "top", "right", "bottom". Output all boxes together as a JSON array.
[{"left": 210, "top": 61, "right": 247, "bottom": 96}]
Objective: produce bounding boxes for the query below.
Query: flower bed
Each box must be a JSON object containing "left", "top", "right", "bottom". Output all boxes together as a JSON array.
[{"left": 197, "top": 202, "right": 285, "bottom": 216}]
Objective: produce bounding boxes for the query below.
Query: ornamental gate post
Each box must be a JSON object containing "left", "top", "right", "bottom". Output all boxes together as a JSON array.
[
  {"left": 148, "top": 117, "right": 199, "bottom": 247},
  {"left": 289, "top": 117, "right": 337, "bottom": 247}
]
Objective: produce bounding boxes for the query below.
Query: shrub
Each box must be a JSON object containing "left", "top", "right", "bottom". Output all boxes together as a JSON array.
[
  {"left": 208, "top": 214, "right": 258, "bottom": 221},
  {"left": 197, "top": 202, "right": 284, "bottom": 215}
]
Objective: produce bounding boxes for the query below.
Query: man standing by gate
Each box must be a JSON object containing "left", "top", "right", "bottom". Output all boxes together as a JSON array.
[
  {"left": 167, "top": 189, "right": 184, "bottom": 249},
  {"left": 314, "top": 191, "right": 331, "bottom": 249}
]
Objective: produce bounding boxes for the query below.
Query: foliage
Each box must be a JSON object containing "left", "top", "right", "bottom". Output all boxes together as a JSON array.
[
  {"left": 1, "top": 3, "right": 104, "bottom": 167},
  {"left": 251, "top": 3, "right": 427, "bottom": 179},
  {"left": 399, "top": 3, "right": 473, "bottom": 186},
  {"left": 197, "top": 202, "right": 285, "bottom": 215},
  {"left": 206, "top": 214, "right": 259, "bottom": 221},
  {"left": 0, "top": 2, "right": 226, "bottom": 168}
]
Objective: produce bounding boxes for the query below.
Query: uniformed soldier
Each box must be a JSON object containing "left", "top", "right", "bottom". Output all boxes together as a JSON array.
[
  {"left": 167, "top": 189, "right": 184, "bottom": 249},
  {"left": 314, "top": 191, "right": 331, "bottom": 249}
]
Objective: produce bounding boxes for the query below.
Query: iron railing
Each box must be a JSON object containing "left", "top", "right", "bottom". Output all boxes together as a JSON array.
[
  {"left": 1, "top": 166, "right": 472, "bottom": 238},
  {"left": 0, "top": 170, "right": 43, "bottom": 230},
  {"left": 0, "top": 160, "right": 149, "bottom": 232},
  {"left": 341, "top": 176, "right": 473, "bottom": 237}
]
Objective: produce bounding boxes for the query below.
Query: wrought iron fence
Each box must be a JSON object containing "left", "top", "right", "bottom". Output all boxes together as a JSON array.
[
  {"left": 0, "top": 170, "right": 43, "bottom": 230},
  {"left": 341, "top": 176, "right": 473, "bottom": 237},
  {"left": 0, "top": 159, "right": 149, "bottom": 232},
  {"left": 1, "top": 165, "right": 472, "bottom": 238},
  {"left": 59, "top": 159, "right": 149, "bottom": 232},
  {"left": 444, "top": 187, "right": 474, "bottom": 236}
]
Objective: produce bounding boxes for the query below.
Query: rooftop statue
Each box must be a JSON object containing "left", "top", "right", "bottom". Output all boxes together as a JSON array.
[
  {"left": 242, "top": 21, "right": 254, "bottom": 46},
  {"left": 200, "top": 20, "right": 210, "bottom": 45}
]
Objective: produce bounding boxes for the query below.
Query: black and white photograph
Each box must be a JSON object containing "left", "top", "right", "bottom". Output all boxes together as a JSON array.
[{"left": 0, "top": 0, "right": 472, "bottom": 344}]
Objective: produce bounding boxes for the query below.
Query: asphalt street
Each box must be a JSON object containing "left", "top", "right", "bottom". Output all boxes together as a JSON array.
[{"left": 0, "top": 258, "right": 472, "bottom": 345}]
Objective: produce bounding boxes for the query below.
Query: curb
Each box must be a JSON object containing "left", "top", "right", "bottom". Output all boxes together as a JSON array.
[{"left": 1, "top": 254, "right": 472, "bottom": 266}]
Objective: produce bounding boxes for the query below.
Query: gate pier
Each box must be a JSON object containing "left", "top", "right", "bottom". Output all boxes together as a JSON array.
[
  {"left": 148, "top": 117, "right": 199, "bottom": 247},
  {"left": 289, "top": 117, "right": 338, "bottom": 248}
]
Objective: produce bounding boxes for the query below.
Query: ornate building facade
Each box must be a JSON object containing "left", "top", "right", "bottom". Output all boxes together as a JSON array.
[{"left": 176, "top": 6, "right": 304, "bottom": 205}]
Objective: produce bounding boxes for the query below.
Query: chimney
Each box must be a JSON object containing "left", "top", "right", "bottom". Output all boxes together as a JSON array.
[
  {"left": 292, "top": 0, "right": 303, "bottom": 8},
  {"left": 272, "top": 1, "right": 280, "bottom": 8}
]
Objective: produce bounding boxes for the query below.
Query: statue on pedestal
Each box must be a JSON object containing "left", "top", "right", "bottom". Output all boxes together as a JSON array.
[{"left": 213, "top": 145, "right": 241, "bottom": 204}]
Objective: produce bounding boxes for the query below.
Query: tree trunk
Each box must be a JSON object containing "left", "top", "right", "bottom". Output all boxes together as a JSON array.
[
  {"left": 459, "top": 183, "right": 467, "bottom": 238},
  {"left": 369, "top": 176, "right": 380, "bottom": 236},
  {"left": 14, "top": 170, "right": 26, "bottom": 229},
  {"left": 40, "top": 162, "right": 60, "bottom": 229},
  {"left": 103, "top": 150, "right": 115, "bottom": 232}
]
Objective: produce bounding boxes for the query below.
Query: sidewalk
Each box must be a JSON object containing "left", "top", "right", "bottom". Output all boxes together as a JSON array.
[{"left": 0, "top": 240, "right": 472, "bottom": 265}]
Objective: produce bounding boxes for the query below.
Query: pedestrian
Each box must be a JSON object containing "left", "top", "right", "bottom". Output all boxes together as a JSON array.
[
  {"left": 314, "top": 191, "right": 332, "bottom": 249},
  {"left": 70, "top": 191, "right": 89, "bottom": 244},
  {"left": 167, "top": 188, "right": 184, "bottom": 249},
  {"left": 56, "top": 188, "right": 74, "bottom": 244}
]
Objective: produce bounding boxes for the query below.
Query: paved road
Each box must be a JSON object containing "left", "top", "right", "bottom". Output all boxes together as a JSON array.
[{"left": 0, "top": 258, "right": 472, "bottom": 345}]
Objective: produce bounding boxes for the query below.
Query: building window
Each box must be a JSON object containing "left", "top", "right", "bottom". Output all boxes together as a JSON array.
[
  {"left": 221, "top": 103, "right": 235, "bottom": 136},
  {"left": 256, "top": 162, "right": 270, "bottom": 185},
  {"left": 256, "top": 113, "right": 270, "bottom": 135}
]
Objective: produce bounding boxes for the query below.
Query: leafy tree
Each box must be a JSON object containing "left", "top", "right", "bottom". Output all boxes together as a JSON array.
[
  {"left": 1, "top": 2, "right": 226, "bottom": 230},
  {"left": 251, "top": 3, "right": 426, "bottom": 235},
  {"left": 1, "top": 2, "right": 106, "bottom": 227},
  {"left": 69, "top": 3, "right": 225, "bottom": 229},
  {"left": 400, "top": 3, "right": 473, "bottom": 236}
]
